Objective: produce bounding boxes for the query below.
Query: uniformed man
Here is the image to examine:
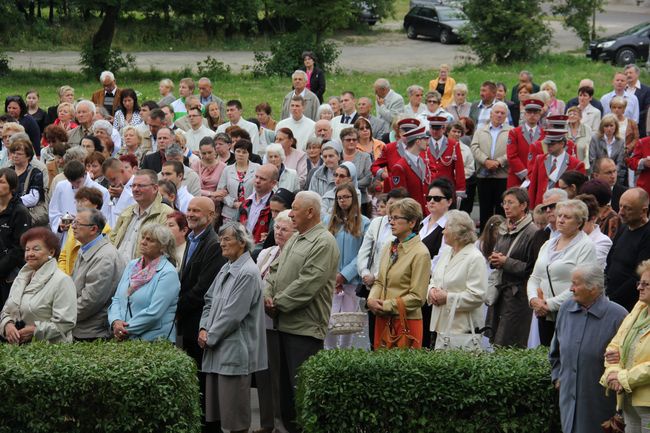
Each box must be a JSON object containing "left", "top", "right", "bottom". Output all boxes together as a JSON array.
[
  {"left": 528, "top": 115, "right": 577, "bottom": 169},
  {"left": 389, "top": 122, "right": 431, "bottom": 214},
  {"left": 528, "top": 129, "right": 586, "bottom": 208},
  {"left": 506, "top": 98, "right": 544, "bottom": 188},
  {"left": 371, "top": 117, "right": 419, "bottom": 192},
  {"left": 426, "top": 115, "right": 465, "bottom": 198}
]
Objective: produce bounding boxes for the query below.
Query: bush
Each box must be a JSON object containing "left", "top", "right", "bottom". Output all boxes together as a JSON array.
[
  {"left": 79, "top": 43, "right": 136, "bottom": 78},
  {"left": 0, "top": 341, "right": 201, "bottom": 433},
  {"left": 296, "top": 348, "right": 560, "bottom": 433},
  {"left": 0, "top": 51, "right": 10, "bottom": 76},
  {"left": 196, "top": 55, "right": 232, "bottom": 79},
  {"left": 253, "top": 31, "right": 340, "bottom": 77},
  {"left": 460, "top": 0, "right": 552, "bottom": 64}
]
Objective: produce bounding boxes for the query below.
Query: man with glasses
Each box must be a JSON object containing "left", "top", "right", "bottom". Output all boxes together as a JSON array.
[
  {"left": 184, "top": 107, "right": 215, "bottom": 153},
  {"left": 71, "top": 208, "right": 123, "bottom": 341},
  {"left": 426, "top": 115, "right": 465, "bottom": 199},
  {"left": 90, "top": 71, "right": 121, "bottom": 118},
  {"left": 528, "top": 130, "right": 585, "bottom": 209},
  {"left": 110, "top": 169, "right": 173, "bottom": 261},
  {"left": 606, "top": 188, "right": 650, "bottom": 311}
]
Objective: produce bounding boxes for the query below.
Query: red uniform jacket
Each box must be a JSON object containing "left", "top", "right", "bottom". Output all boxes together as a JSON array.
[
  {"left": 238, "top": 194, "right": 272, "bottom": 244},
  {"left": 506, "top": 126, "right": 544, "bottom": 188},
  {"left": 372, "top": 140, "right": 407, "bottom": 192},
  {"left": 426, "top": 136, "right": 466, "bottom": 192},
  {"left": 629, "top": 137, "right": 650, "bottom": 196},
  {"left": 528, "top": 152, "right": 586, "bottom": 208},
  {"left": 527, "top": 139, "right": 577, "bottom": 175},
  {"left": 390, "top": 155, "right": 430, "bottom": 215}
]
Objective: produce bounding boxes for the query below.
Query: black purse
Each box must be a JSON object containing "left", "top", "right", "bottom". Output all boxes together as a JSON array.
[{"left": 355, "top": 217, "right": 382, "bottom": 299}]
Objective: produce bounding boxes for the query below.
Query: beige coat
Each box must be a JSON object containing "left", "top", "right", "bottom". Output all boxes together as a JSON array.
[
  {"left": 428, "top": 244, "right": 487, "bottom": 333},
  {"left": 471, "top": 123, "right": 513, "bottom": 179},
  {"left": 0, "top": 258, "right": 76, "bottom": 343}
]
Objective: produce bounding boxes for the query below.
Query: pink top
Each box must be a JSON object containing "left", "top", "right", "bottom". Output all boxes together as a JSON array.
[
  {"left": 191, "top": 159, "right": 226, "bottom": 197},
  {"left": 306, "top": 69, "right": 313, "bottom": 90},
  {"left": 284, "top": 148, "right": 308, "bottom": 189}
]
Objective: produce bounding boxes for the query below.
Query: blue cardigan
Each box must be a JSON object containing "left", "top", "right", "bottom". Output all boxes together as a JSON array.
[
  {"left": 324, "top": 215, "right": 370, "bottom": 284},
  {"left": 108, "top": 256, "right": 180, "bottom": 342}
]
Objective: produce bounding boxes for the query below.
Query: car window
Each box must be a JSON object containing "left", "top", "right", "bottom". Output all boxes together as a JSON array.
[
  {"left": 410, "top": 7, "right": 421, "bottom": 15},
  {"left": 420, "top": 8, "right": 436, "bottom": 19},
  {"left": 438, "top": 8, "right": 467, "bottom": 21}
]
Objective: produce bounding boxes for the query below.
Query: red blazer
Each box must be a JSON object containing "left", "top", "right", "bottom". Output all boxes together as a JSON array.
[
  {"left": 527, "top": 139, "right": 577, "bottom": 175},
  {"left": 390, "top": 156, "right": 429, "bottom": 215},
  {"left": 528, "top": 153, "right": 585, "bottom": 208},
  {"left": 372, "top": 140, "right": 406, "bottom": 192},
  {"left": 629, "top": 137, "right": 650, "bottom": 196},
  {"left": 506, "top": 126, "right": 545, "bottom": 188},
  {"left": 426, "top": 137, "right": 466, "bottom": 192}
]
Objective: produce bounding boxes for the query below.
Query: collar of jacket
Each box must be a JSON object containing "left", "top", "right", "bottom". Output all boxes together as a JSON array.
[
  {"left": 16, "top": 258, "right": 59, "bottom": 294},
  {"left": 298, "top": 223, "right": 327, "bottom": 241},
  {"left": 79, "top": 234, "right": 109, "bottom": 259},
  {"left": 224, "top": 251, "right": 252, "bottom": 276},
  {"left": 498, "top": 214, "right": 533, "bottom": 236},
  {"left": 396, "top": 234, "right": 422, "bottom": 253},
  {"left": 567, "top": 294, "right": 608, "bottom": 319}
]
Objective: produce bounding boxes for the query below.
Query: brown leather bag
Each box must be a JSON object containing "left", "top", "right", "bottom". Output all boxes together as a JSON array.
[
  {"left": 602, "top": 411, "right": 625, "bottom": 433},
  {"left": 378, "top": 297, "right": 418, "bottom": 349}
]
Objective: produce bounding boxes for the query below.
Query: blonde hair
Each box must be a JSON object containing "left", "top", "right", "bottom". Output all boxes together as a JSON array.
[
  {"left": 637, "top": 259, "right": 650, "bottom": 278},
  {"left": 122, "top": 125, "right": 143, "bottom": 145},
  {"left": 598, "top": 114, "right": 620, "bottom": 140},
  {"left": 388, "top": 198, "right": 423, "bottom": 231},
  {"left": 446, "top": 209, "right": 478, "bottom": 247},
  {"left": 555, "top": 199, "right": 589, "bottom": 230},
  {"left": 2, "top": 122, "right": 25, "bottom": 135}
]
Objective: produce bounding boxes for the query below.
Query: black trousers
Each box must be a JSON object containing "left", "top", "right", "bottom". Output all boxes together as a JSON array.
[
  {"left": 278, "top": 332, "right": 323, "bottom": 433},
  {"left": 459, "top": 175, "right": 477, "bottom": 215},
  {"left": 477, "top": 177, "right": 507, "bottom": 231},
  {"left": 538, "top": 317, "right": 556, "bottom": 347}
]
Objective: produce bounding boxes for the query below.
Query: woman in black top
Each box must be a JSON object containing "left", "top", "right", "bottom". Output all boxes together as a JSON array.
[
  {"left": 300, "top": 51, "right": 326, "bottom": 103},
  {"left": 7, "top": 135, "right": 44, "bottom": 216},
  {"left": 25, "top": 90, "right": 47, "bottom": 136},
  {"left": 4, "top": 96, "right": 41, "bottom": 157}
]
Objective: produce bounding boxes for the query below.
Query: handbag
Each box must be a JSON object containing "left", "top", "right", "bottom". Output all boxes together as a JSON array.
[
  {"left": 22, "top": 166, "right": 48, "bottom": 227},
  {"left": 329, "top": 300, "right": 366, "bottom": 335},
  {"left": 485, "top": 227, "right": 525, "bottom": 306},
  {"left": 602, "top": 410, "right": 625, "bottom": 433},
  {"left": 378, "top": 297, "right": 418, "bottom": 349},
  {"left": 356, "top": 217, "right": 383, "bottom": 299},
  {"left": 434, "top": 296, "right": 484, "bottom": 351}
]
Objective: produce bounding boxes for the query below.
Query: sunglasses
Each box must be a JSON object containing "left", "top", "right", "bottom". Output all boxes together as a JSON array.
[
  {"left": 541, "top": 202, "right": 557, "bottom": 211},
  {"left": 427, "top": 195, "right": 447, "bottom": 202}
]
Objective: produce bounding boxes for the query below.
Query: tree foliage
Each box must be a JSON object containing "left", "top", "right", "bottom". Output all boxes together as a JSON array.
[
  {"left": 461, "top": 0, "right": 552, "bottom": 64},
  {"left": 552, "top": 0, "right": 606, "bottom": 47}
]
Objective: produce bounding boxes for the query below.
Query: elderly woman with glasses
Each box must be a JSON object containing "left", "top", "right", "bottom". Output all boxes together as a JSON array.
[
  {"left": 404, "top": 85, "right": 427, "bottom": 117},
  {"left": 368, "top": 198, "right": 431, "bottom": 349},
  {"left": 527, "top": 199, "right": 597, "bottom": 346},
  {"left": 601, "top": 259, "right": 650, "bottom": 433},
  {"left": 199, "top": 222, "right": 267, "bottom": 433}
]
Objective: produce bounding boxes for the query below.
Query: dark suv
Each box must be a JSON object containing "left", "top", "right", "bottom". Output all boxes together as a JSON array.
[
  {"left": 587, "top": 22, "right": 650, "bottom": 66},
  {"left": 403, "top": 5, "right": 467, "bottom": 44}
]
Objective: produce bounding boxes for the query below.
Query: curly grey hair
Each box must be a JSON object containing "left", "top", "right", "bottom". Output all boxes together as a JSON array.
[
  {"left": 218, "top": 221, "right": 255, "bottom": 254},
  {"left": 445, "top": 209, "right": 477, "bottom": 246}
]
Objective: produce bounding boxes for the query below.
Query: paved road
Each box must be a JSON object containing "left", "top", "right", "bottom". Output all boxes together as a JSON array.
[{"left": 7, "top": 3, "right": 650, "bottom": 73}]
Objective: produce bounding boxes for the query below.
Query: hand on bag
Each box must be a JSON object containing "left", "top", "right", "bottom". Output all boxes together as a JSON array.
[
  {"left": 18, "top": 325, "right": 35, "bottom": 343},
  {"left": 362, "top": 274, "right": 375, "bottom": 286},
  {"left": 4, "top": 322, "right": 20, "bottom": 344},
  {"left": 488, "top": 252, "right": 507, "bottom": 268},
  {"left": 605, "top": 349, "right": 621, "bottom": 364}
]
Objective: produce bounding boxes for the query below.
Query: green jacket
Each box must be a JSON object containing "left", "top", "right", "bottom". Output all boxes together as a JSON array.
[
  {"left": 264, "top": 223, "right": 339, "bottom": 340},
  {"left": 109, "top": 194, "right": 173, "bottom": 258}
]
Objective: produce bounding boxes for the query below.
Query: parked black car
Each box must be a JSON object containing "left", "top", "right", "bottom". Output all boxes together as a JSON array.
[
  {"left": 403, "top": 5, "right": 467, "bottom": 44},
  {"left": 359, "top": 3, "right": 379, "bottom": 26},
  {"left": 587, "top": 22, "right": 650, "bottom": 66}
]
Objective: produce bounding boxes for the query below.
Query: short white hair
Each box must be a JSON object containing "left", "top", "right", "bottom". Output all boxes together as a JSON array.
[
  {"left": 453, "top": 83, "right": 468, "bottom": 94},
  {"left": 492, "top": 101, "right": 508, "bottom": 111},
  {"left": 92, "top": 119, "right": 113, "bottom": 135},
  {"left": 295, "top": 191, "right": 322, "bottom": 216},
  {"left": 292, "top": 70, "right": 308, "bottom": 80},
  {"left": 274, "top": 209, "right": 292, "bottom": 225},
  {"left": 317, "top": 104, "right": 334, "bottom": 118},
  {"left": 265, "top": 143, "right": 286, "bottom": 162},
  {"left": 573, "top": 263, "right": 605, "bottom": 293},
  {"left": 540, "top": 80, "right": 557, "bottom": 95},
  {"left": 99, "top": 71, "right": 115, "bottom": 82},
  {"left": 198, "top": 77, "right": 212, "bottom": 86},
  {"left": 407, "top": 84, "right": 424, "bottom": 96},
  {"left": 75, "top": 99, "right": 96, "bottom": 115},
  {"left": 374, "top": 78, "right": 390, "bottom": 90},
  {"left": 543, "top": 188, "right": 568, "bottom": 201}
]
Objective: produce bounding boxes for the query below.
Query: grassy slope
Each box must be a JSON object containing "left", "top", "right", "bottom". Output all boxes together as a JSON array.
[{"left": 3, "top": 54, "right": 642, "bottom": 119}]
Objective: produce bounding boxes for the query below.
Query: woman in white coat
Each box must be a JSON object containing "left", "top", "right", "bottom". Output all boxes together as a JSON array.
[
  {"left": 527, "top": 199, "right": 597, "bottom": 346},
  {"left": 428, "top": 210, "right": 487, "bottom": 347}
]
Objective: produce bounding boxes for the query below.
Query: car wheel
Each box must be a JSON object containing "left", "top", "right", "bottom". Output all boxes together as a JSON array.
[
  {"left": 440, "top": 29, "right": 451, "bottom": 44},
  {"left": 615, "top": 47, "right": 637, "bottom": 66},
  {"left": 406, "top": 25, "right": 417, "bottom": 40}
]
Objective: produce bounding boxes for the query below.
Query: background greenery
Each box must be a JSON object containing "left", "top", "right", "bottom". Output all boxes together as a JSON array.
[
  {"left": 3, "top": 54, "right": 645, "bottom": 119},
  {"left": 296, "top": 347, "right": 560, "bottom": 433},
  {"left": 0, "top": 341, "right": 201, "bottom": 433}
]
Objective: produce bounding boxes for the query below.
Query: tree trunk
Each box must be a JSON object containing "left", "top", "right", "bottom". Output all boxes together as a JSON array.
[
  {"left": 89, "top": 2, "right": 121, "bottom": 74},
  {"left": 37, "top": 0, "right": 41, "bottom": 18},
  {"left": 591, "top": 1, "right": 596, "bottom": 40},
  {"left": 28, "top": 0, "right": 35, "bottom": 21},
  {"left": 48, "top": 0, "right": 54, "bottom": 23}
]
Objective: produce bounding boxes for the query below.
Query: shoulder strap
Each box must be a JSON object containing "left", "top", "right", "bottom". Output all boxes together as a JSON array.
[
  {"left": 22, "top": 166, "right": 34, "bottom": 196},
  {"left": 367, "top": 217, "right": 383, "bottom": 270},
  {"left": 396, "top": 297, "right": 410, "bottom": 333},
  {"left": 546, "top": 265, "right": 556, "bottom": 298}
]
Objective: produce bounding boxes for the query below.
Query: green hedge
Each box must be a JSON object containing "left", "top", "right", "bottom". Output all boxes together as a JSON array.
[
  {"left": 0, "top": 341, "right": 201, "bottom": 433},
  {"left": 296, "top": 348, "right": 560, "bottom": 433}
]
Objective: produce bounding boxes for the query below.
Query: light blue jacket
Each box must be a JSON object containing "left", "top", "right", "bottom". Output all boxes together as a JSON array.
[
  {"left": 324, "top": 215, "right": 370, "bottom": 285},
  {"left": 107, "top": 256, "right": 180, "bottom": 342}
]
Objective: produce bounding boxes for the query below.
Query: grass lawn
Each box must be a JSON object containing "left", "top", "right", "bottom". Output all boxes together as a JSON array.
[{"left": 2, "top": 54, "right": 644, "bottom": 120}]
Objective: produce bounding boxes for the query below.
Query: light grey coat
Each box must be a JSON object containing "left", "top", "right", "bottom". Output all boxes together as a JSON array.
[
  {"left": 375, "top": 89, "right": 405, "bottom": 124},
  {"left": 200, "top": 252, "right": 267, "bottom": 376},
  {"left": 71, "top": 236, "right": 125, "bottom": 339},
  {"left": 549, "top": 295, "right": 627, "bottom": 433},
  {"left": 217, "top": 162, "right": 260, "bottom": 221}
]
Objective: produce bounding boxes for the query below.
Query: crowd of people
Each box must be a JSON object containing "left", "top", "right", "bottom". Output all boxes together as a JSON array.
[{"left": 2, "top": 53, "right": 650, "bottom": 433}]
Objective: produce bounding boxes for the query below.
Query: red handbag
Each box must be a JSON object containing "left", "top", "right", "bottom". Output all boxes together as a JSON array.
[{"left": 378, "top": 297, "right": 418, "bottom": 349}]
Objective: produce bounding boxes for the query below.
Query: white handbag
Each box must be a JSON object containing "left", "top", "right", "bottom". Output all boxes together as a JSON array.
[{"left": 434, "top": 296, "right": 484, "bottom": 351}]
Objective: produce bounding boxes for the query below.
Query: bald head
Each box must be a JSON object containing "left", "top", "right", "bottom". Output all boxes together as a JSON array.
[
  {"left": 578, "top": 79, "right": 594, "bottom": 90},
  {"left": 315, "top": 119, "right": 333, "bottom": 139},
  {"left": 186, "top": 197, "right": 215, "bottom": 233},
  {"left": 254, "top": 164, "right": 278, "bottom": 196},
  {"left": 619, "top": 188, "right": 650, "bottom": 229}
]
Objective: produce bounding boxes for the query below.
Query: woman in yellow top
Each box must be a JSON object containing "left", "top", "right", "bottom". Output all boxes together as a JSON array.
[
  {"left": 367, "top": 198, "right": 431, "bottom": 349},
  {"left": 58, "top": 187, "right": 110, "bottom": 275},
  {"left": 428, "top": 64, "right": 457, "bottom": 109},
  {"left": 601, "top": 259, "right": 650, "bottom": 432}
]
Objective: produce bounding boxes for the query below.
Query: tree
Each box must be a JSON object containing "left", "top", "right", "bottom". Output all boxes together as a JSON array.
[
  {"left": 552, "top": 0, "right": 606, "bottom": 47},
  {"left": 461, "top": 0, "right": 552, "bottom": 64}
]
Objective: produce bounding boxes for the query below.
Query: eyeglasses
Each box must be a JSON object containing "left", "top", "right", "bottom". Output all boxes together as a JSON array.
[
  {"left": 343, "top": 138, "right": 358, "bottom": 142},
  {"left": 426, "top": 100, "right": 440, "bottom": 104},
  {"left": 334, "top": 173, "right": 350, "bottom": 178},
  {"left": 541, "top": 202, "right": 557, "bottom": 212},
  {"left": 336, "top": 195, "right": 353, "bottom": 201},
  {"left": 427, "top": 195, "right": 447, "bottom": 202},
  {"left": 501, "top": 200, "right": 519, "bottom": 207},
  {"left": 638, "top": 281, "right": 650, "bottom": 289},
  {"left": 71, "top": 220, "right": 95, "bottom": 228},
  {"left": 132, "top": 183, "right": 155, "bottom": 189},
  {"left": 388, "top": 216, "right": 410, "bottom": 222}
]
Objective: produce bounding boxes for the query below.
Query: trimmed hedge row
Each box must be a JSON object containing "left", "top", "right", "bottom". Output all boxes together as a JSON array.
[
  {"left": 296, "top": 347, "right": 560, "bottom": 433},
  {"left": 0, "top": 341, "right": 201, "bottom": 432}
]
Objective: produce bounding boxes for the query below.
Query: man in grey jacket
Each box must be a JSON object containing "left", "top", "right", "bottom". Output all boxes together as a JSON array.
[
  {"left": 71, "top": 208, "right": 124, "bottom": 340},
  {"left": 374, "top": 78, "right": 405, "bottom": 125}
]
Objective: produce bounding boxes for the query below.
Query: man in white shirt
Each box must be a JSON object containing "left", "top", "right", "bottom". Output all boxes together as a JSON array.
[
  {"left": 216, "top": 100, "right": 260, "bottom": 151},
  {"left": 161, "top": 160, "right": 193, "bottom": 213},
  {"left": 49, "top": 160, "right": 110, "bottom": 244},
  {"left": 183, "top": 107, "right": 215, "bottom": 153},
  {"left": 163, "top": 144, "right": 201, "bottom": 197},
  {"left": 275, "top": 95, "right": 316, "bottom": 151},
  {"left": 280, "top": 70, "right": 319, "bottom": 121},
  {"left": 331, "top": 91, "right": 359, "bottom": 138},
  {"left": 102, "top": 157, "right": 135, "bottom": 228},
  {"left": 374, "top": 78, "right": 405, "bottom": 125},
  {"left": 601, "top": 71, "right": 640, "bottom": 122}
]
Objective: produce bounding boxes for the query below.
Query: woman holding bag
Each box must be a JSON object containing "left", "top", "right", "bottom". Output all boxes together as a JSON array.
[
  {"left": 428, "top": 210, "right": 487, "bottom": 349},
  {"left": 367, "top": 198, "right": 430, "bottom": 349}
]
